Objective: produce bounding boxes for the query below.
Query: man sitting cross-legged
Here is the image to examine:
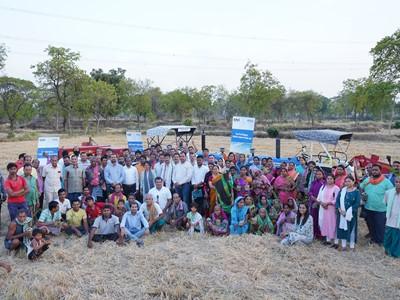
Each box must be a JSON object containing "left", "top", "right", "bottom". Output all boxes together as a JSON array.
[
  {"left": 65, "top": 199, "right": 89, "bottom": 237},
  {"left": 87, "top": 205, "right": 123, "bottom": 248},
  {"left": 4, "top": 209, "right": 32, "bottom": 254},
  {"left": 120, "top": 202, "right": 149, "bottom": 247}
]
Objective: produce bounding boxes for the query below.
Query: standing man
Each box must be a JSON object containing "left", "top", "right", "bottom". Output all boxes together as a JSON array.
[
  {"left": 78, "top": 152, "right": 90, "bottom": 170},
  {"left": 388, "top": 161, "right": 400, "bottom": 186},
  {"left": 160, "top": 153, "right": 173, "bottom": 190},
  {"left": 154, "top": 153, "right": 165, "bottom": 177},
  {"left": 360, "top": 164, "right": 394, "bottom": 245},
  {"left": 4, "top": 163, "right": 30, "bottom": 220},
  {"left": 64, "top": 155, "right": 85, "bottom": 202},
  {"left": 104, "top": 154, "right": 125, "bottom": 195},
  {"left": 172, "top": 153, "right": 193, "bottom": 207},
  {"left": 148, "top": 177, "right": 172, "bottom": 211},
  {"left": 122, "top": 157, "right": 139, "bottom": 197},
  {"left": 85, "top": 157, "right": 104, "bottom": 201},
  {"left": 191, "top": 155, "right": 209, "bottom": 214},
  {"left": 42, "top": 155, "right": 62, "bottom": 208}
]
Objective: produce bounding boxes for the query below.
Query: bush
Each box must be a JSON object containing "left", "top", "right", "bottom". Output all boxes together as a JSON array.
[
  {"left": 266, "top": 127, "right": 279, "bottom": 138},
  {"left": 394, "top": 121, "right": 400, "bottom": 129},
  {"left": 183, "top": 119, "right": 193, "bottom": 126}
]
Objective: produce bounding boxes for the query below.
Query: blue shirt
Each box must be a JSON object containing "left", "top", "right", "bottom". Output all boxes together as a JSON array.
[
  {"left": 120, "top": 211, "right": 149, "bottom": 230},
  {"left": 104, "top": 163, "right": 125, "bottom": 185}
]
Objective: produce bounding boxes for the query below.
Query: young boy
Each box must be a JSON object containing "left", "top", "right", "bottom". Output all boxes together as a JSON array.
[
  {"left": 28, "top": 228, "right": 51, "bottom": 260},
  {"left": 85, "top": 197, "right": 102, "bottom": 227},
  {"left": 185, "top": 202, "right": 204, "bottom": 235}
]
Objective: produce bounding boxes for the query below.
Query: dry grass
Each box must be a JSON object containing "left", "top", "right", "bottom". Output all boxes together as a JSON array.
[{"left": 0, "top": 133, "right": 399, "bottom": 299}]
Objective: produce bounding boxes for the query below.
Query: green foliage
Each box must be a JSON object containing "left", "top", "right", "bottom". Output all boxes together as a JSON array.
[
  {"left": 266, "top": 127, "right": 279, "bottom": 138},
  {"left": 183, "top": 119, "right": 193, "bottom": 126},
  {"left": 0, "top": 43, "right": 7, "bottom": 70},
  {"left": 161, "top": 88, "right": 193, "bottom": 119},
  {"left": 286, "top": 90, "right": 323, "bottom": 125},
  {"left": 0, "top": 77, "right": 38, "bottom": 132},
  {"left": 393, "top": 121, "right": 400, "bottom": 129}
]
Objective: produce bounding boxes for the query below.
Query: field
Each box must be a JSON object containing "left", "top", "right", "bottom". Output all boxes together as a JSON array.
[{"left": 0, "top": 133, "right": 399, "bottom": 299}]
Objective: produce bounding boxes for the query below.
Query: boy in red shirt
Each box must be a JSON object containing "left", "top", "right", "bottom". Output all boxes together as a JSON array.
[{"left": 85, "top": 196, "right": 102, "bottom": 227}]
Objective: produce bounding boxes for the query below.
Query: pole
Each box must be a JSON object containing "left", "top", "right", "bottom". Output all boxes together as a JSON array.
[
  {"left": 201, "top": 129, "right": 206, "bottom": 151},
  {"left": 275, "top": 138, "right": 281, "bottom": 159}
]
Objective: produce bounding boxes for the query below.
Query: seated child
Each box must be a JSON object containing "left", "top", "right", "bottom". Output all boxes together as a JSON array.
[
  {"left": 28, "top": 228, "right": 51, "bottom": 260},
  {"left": 185, "top": 202, "right": 204, "bottom": 235},
  {"left": 276, "top": 203, "right": 296, "bottom": 237}
]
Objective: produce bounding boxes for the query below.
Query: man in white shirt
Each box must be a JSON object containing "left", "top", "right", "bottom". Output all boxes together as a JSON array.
[
  {"left": 42, "top": 155, "right": 62, "bottom": 208},
  {"left": 191, "top": 155, "right": 209, "bottom": 214},
  {"left": 17, "top": 155, "right": 38, "bottom": 178},
  {"left": 139, "top": 194, "right": 165, "bottom": 233},
  {"left": 160, "top": 153, "right": 173, "bottom": 190},
  {"left": 55, "top": 188, "right": 71, "bottom": 220},
  {"left": 172, "top": 153, "right": 193, "bottom": 206},
  {"left": 154, "top": 153, "right": 165, "bottom": 177},
  {"left": 122, "top": 158, "right": 139, "bottom": 197},
  {"left": 78, "top": 152, "right": 90, "bottom": 170},
  {"left": 148, "top": 177, "right": 172, "bottom": 211}
]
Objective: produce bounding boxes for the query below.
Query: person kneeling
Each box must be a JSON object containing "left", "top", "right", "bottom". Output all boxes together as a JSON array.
[
  {"left": 87, "top": 205, "right": 123, "bottom": 248},
  {"left": 65, "top": 199, "right": 89, "bottom": 237},
  {"left": 185, "top": 202, "right": 204, "bottom": 235},
  {"left": 28, "top": 228, "right": 50, "bottom": 260},
  {"left": 120, "top": 202, "right": 149, "bottom": 247}
]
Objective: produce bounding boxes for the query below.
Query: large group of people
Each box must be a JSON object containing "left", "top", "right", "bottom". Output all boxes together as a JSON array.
[{"left": 0, "top": 142, "right": 399, "bottom": 264}]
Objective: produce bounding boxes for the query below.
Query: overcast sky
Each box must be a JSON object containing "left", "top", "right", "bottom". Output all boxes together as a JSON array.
[{"left": 0, "top": 0, "right": 398, "bottom": 97}]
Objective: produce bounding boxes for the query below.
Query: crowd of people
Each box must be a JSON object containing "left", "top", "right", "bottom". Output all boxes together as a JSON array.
[{"left": 0, "top": 142, "right": 399, "bottom": 265}]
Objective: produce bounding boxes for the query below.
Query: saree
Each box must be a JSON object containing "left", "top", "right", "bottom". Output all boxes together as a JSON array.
[
  {"left": 213, "top": 173, "right": 233, "bottom": 214},
  {"left": 207, "top": 210, "right": 229, "bottom": 236},
  {"left": 273, "top": 175, "right": 296, "bottom": 205}
]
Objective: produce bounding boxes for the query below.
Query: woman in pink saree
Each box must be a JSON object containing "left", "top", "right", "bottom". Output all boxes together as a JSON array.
[
  {"left": 273, "top": 168, "right": 296, "bottom": 205},
  {"left": 251, "top": 170, "right": 271, "bottom": 203}
]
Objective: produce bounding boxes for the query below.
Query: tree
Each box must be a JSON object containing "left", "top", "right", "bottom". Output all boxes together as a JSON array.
[
  {"left": 32, "top": 46, "right": 82, "bottom": 133},
  {"left": 0, "top": 77, "right": 37, "bottom": 132},
  {"left": 192, "top": 85, "right": 214, "bottom": 125},
  {"left": 0, "top": 43, "right": 6, "bottom": 70},
  {"left": 287, "top": 90, "right": 323, "bottom": 125},
  {"left": 161, "top": 88, "right": 193, "bottom": 120},
  {"left": 76, "top": 78, "right": 118, "bottom": 133},
  {"left": 370, "top": 29, "right": 400, "bottom": 132}
]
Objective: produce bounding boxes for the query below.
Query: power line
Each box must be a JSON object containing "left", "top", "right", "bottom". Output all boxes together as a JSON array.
[
  {"left": 0, "top": 5, "right": 374, "bottom": 45},
  {"left": 0, "top": 34, "right": 371, "bottom": 66}
]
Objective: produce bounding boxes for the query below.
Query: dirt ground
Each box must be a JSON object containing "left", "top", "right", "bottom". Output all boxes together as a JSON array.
[{"left": 0, "top": 133, "right": 399, "bottom": 299}]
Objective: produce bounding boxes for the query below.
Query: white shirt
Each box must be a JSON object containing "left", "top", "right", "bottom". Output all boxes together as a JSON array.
[
  {"left": 122, "top": 165, "right": 139, "bottom": 186},
  {"left": 78, "top": 160, "right": 90, "bottom": 170},
  {"left": 172, "top": 161, "right": 193, "bottom": 185},
  {"left": 148, "top": 186, "right": 172, "bottom": 210},
  {"left": 17, "top": 167, "right": 38, "bottom": 179},
  {"left": 56, "top": 198, "right": 71, "bottom": 214},
  {"left": 42, "top": 164, "right": 62, "bottom": 192},
  {"left": 386, "top": 193, "right": 400, "bottom": 228},
  {"left": 160, "top": 163, "right": 173, "bottom": 188},
  {"left": 155, "top": 162, "right": 164, "bottom": 177},
  {"left": 191, "top": 164, "right": 209, "bottom": 185},
  {"left": 139, "top": 202, "right": 163, "bottom": 220}
]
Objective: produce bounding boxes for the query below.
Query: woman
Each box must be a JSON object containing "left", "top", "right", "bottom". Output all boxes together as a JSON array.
[
  {"left": 317, "top": 174, "right": 340, "bottom": 245},
  {"left": 296, "top": 157, "right": 307, "bottom": 176},
  {"left": 208, "top": 165, "right": 221, "bottom": 215},
  {"left": 273, "top": 168, "right": 296, "bottom": 205},
  {"left": 263, "top": 166, "right": 275, "bottom": 185},
  {"left": 308, "top": 169, "right": 325, "bottom": 239},
  {"left": 334, "top": 165, "right": 347, "bottom": 189},
  {"left": 251, "top": 170, "right": 270, "bottom": 202},
  {"left": 336, "top": 176, "right": 360, "bottom": 251},
  {"left": 251, "top": 207, "right": 274, "bottom": 235},
  {"left": 227, "top": 152, "right": 236, "bottom": 164},
  {"left": 230, "top": 197, "right": 249, "bottom": 235},
  {"left": 140, "top": 161, "right": 155, "bottom": 198},
  {"left": 234, "top": 166, "right": 252, "bottom": 198},
  {"left": 288, "top": 162, "right": 299, "bottom": 181},
  {"left": 206, "top": 205, "right": 229, "bottom": 236},
  {"left": 281, "top": 203, "right": 314, "bottom": 246},
  {"left": 217, "top": 158, "right": 226, "bottom": 173},
  {"left": 276, "top": 203, "right": 296, "bottom": 236}
]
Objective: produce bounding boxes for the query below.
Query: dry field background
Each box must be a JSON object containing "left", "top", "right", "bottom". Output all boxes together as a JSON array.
[{"left": 0, "top": 133, "right": 399, "bottom": 299}]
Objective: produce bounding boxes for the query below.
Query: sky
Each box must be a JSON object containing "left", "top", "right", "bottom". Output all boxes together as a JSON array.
[{"left": 0, "top": 0, "right": 399, "bottom": 97}]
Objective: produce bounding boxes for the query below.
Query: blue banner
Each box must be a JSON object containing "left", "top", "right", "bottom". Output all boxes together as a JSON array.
[{"left": 230, "top": 116, "right": 255, "bottom": 154}]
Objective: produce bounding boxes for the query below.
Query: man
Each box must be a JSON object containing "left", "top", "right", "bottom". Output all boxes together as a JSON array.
[
  {"left": 42, "top": 155, "right": 62, "bottom": 208},
  {"left": 202, "top": 148, "right": 210, "bottom": 166},
  {"left": 164, "top": 193, "right": 188, "bottom": 229},
  {"left": 66, "top": 199, "right": 89, "bottom": 237},
  {"left": 104, "top": 154, "right": 125, "bottom": 194},
  {"left": 78, "top": 152, "right": 90, "bottom": 170},
  {"left": 360, "top": 164, "right": 394, "bottom": 245},
  {"left": 155, "top": 153, "right": 165, "bottom": 177},
  {"left": 4, "top": 162, "right": 29, "bottom": 220},
  {"left": 118, "top": 156, "right": 126, "bottom": 166},
  {"left": 4, "top": 209, "right": 32, "bottom": 253},
  {"left": 22, "top": 163, "right": 40, "bottom": 218},
  {"left": 136, "top": 155, "right": 146, "bottom": 175},
  {"left": 17, "top": 155, "right": 38, "bottom": 178},
  {"left": 148, "top": 177, "right": 172, "bottom": 211},
  {"left": 37, "top": 200, "right": 66, "bottom": 235},
  {"left": 139, "top": 194, "right": 165, "bottom": 233},
  {"left": 85, "top": 156, "right": 104, "bottom": 201},
  {"left": 55, "top": 188, "right": 71, "bottom": 221},
  {"left": 172, "top": 153, "right": 193, "bottom": 206},
  {"left": 120, "top": 202, "right": 149, "bottom": 247},
  {"left": 191, "top": 155, "right": 209, "bottom": 214},
  {"left": 64, "top": 155, "right": 85, "bottom": 201},
  {"left": 15, "top": 153, "right": 26, "bottom": 169},
  {"left": 85, "top": 196, "right": 102, "bottom": 226},
  {"left": 388, "top": 161, "right": 400, "bottom": 186},
  {"left": 160, "top": 153, "right": 173, "bottom": 190},
  {"left": 122, "top": 157, "right": 139, "bottom": 197},
  {"left": 383, "top": 177, "right": 400, "bottom": 258},
  {"left": 0, "top": 169, "right": 5, "bottom": 202},
  {"left": 134, "top": 150, "right": 142, "bottom": 163},
  {"left": 87, "top": 205, "right": 122, "bottom": 248}
]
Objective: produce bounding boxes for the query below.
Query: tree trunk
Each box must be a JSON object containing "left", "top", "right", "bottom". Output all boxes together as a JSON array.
[
  {"left": 62, "top": 115, "right": 67, "bottom": 132},
  {"left": 67, "top": 112, "right": 72, "bottom": 135},
  {"left": 96, "top": 118, "right": 100, "bottom": 134},
  {"left": 56, "top": 111, "right": 59, "bottom": 131},
  {"left": 9, "top": 118, "right": 15, "bottom": 132},
  {"left": 388, "top": 101, "right": 395, "bottom": 135}
]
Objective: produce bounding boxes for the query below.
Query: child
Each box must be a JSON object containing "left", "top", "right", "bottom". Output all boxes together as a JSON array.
[
  {"left": 28, "top": 228, "right": 51, "bottom": 260},
  {"left": 114, "top": 199, "right": 127, "bottom": 222},
  {"left": 85, "top": 197, "right": 102, "bottom": 227},
  {"left": 276, "top": 203, "right": 297, "bottom": 237},
  {"left": 185, "top": 202, "right": 204, "bottom": 235}
]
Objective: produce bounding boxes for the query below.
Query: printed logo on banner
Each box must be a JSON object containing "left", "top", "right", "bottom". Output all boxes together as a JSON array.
[
  {"left": 126, "top": 132, "right": 143, "bottom": 151},
  {"left": 37, "top": 136, "right": 60, "bottom": 165},
  {"left": 230, "top": 116, "right": 255, "bottom": 154}
]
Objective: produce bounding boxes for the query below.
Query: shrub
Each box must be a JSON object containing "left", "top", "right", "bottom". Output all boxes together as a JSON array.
[
  {"left": 393, "top": 121, "right": 400, "bottom": 129},
  {"left": 183, "top": 119, "right": 193, "bottom": 126},
  {"left": 266, "top": 127, "right": 279, "bottom": 138}
]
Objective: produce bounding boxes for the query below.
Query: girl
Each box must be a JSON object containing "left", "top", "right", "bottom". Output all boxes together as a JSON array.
[
  {"left": 206, "top": 205, "right": 229, "bottom": 236},
  {"left": 230, "top": 197, "right": 249, "bottom": 235},
  {"left": 317, "top": 174, "right": 340, "bottom": 245},
  {"left": 186, "top": 202, "right": 204, "bottom": 235},
  {"left": 281, "top": 203, "right": 314, "bottom": 246},
  {"left": 276, "top": 203, "right": 296, "bottom": 236},
  {"left": 336, "top": 176, "right": 360, "bottom": 251}
]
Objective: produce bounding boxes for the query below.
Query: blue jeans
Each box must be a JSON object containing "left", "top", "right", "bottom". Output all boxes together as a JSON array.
[
  {"left": 125, "top": 227, "right": 146, "bottom": 241},
  {"left": 175, "top": 182, "right": 192, "bottom": 207},
  {"left": 68, "top": 192, "right": 81, "bottom": 202}
]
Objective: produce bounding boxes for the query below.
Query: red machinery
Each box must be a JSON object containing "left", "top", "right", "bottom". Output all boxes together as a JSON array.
[
  {"left": 57, "top": 138, "right": 126, "bottom": 158},
  {"left": 350, "top": 154, "right": 392, "bottom": 177}
]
